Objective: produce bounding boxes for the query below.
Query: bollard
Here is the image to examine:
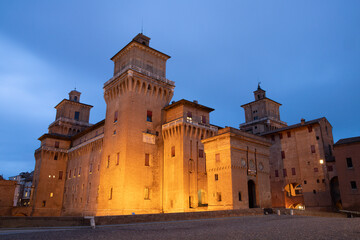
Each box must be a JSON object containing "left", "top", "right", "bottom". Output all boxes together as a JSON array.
[
  {"left": 290, "top": 209, "right": 294, "bottom": 216},
  {"left": 277, "top": 210, "right": 281, "bottom": 216},
  {"left": 84, "top": 216, "right": 96, "bottom": 229}
]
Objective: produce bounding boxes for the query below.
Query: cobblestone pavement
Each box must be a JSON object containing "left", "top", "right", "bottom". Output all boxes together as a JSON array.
[{"left": 1, "top": 215, "right": 360, "bottom": 240}]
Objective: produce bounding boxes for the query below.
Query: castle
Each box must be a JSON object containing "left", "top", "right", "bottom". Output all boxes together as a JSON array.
[{"left": 30, "top": 34, "right": 336, "bottom": 216}]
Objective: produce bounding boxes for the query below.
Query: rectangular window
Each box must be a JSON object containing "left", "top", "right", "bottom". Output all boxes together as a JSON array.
[
  {"left": 283, "top": 169, "right": 287, "bottom": 177},
  {"left": 74, "top": 111, "right": 80, "bottom": 121},
  {"left": 346, "top": 157, "right": 353, "bottom": 168},
  {"left": 55, "top": 141, "right": 59, "bottom": 148},
  {"left": 279, "top": 133, "right": 283, "bottom": 140},
  {"left": 58, "top": 171, "right": 63, "bottom": 180},
  {"left": 74, "top": 168, "right": 76, "bottom": 177},
  {"left": 275, "top": 170, "right": 279, "bottom": 177},
  {"left": 287, "top": 132, "right": 291, "bottom": 138},
  {"left": 78, "top": 167, "right": 81, "bottom": 177},
  {"left": 215, "top": 174, "right": 218, "bottom": 181},
  {"left": 238, "top": 192, "right": 242, "bottom": 201},
  {"left": 308, "top": 126, "right": 313, "bottom": 132},
  {"left": 327, "top": 165, "right": 333, "bottom": 172},
  {"left": 109, "top": 188, "right": 113, "bottom": 200},
  {"left": 187, "top": 112, "right": 192, "bottom": 122},
  {"left": 107, "top": 155, "right": 110, "bottom": 168},
  {"left": 253, "top": 116, "right": 258, "bottom": 120},
  {"left": 89, "top": 163, "right": 93, "bottom": 173},
  {"left": 216, "top": 192, "right": 222, "bottom": 202},
  {"left": 42, "top": 201, "right": 46, "bottom": 207},
  {"left": 281, "top": 151, "right": 285, "bottom": 159},
  {"left": 50, "top": 192, "right": 54, "bottom": 198},
  {"left": 271, "top": 135, "right": 275, "bottom": 141},
  {"left": 144, "top": 187, "right": 150, "bottom": 200},
  {"left": 314, "top": 167, "right": 319, "bottom": 172},
  {"left": 147, "top": 110, "right": 152, "bottom": 122},
  {"left": 311, "top": 145, "right": 316, "bottom": 153},
  {"left": 114, "top": 111, "right": 118, "bottom": 123},
  {"left": 54, "top": 153, "right": 58, "bottom": 160},
  {"left": 351, "top": 181, "right": 357, "bottom": 190},
  {"left": 171, "top": 146, "right": 175, "bottom": 157},
  {"left": 215, "top": 153, "right": 220, "bottom": 162},
  {"left": 304, "top": 180, "right": 307, "bottom": 184},
  {"left": 145, "top": 153, "right": 150, "bottom": 166},
  {"left": 199, "top": 149, "right": 204, "bottom": 158},
  {"left": 291, "top": 168, "right": 296, "bottom": 175},
  {"left": 201, "top": 115, "right": 207, "bottom": 124},
  {"left": 328, "top": 145, "right": 332, "bottom": 156},
  {"left": 116, "top": 152, "right": 120, "bottom": 165}
]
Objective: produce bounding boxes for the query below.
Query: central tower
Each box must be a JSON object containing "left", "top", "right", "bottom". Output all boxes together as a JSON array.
[{"left": 97, "top": 34, "right": 174, "bottom": 215}]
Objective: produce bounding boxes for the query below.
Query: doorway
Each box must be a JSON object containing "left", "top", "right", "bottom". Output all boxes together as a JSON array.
[{"left": 248, "top": 180, "right": 256, "bottom": 208}]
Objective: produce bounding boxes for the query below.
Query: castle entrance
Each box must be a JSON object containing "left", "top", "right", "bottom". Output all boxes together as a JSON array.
[{"left": 248, "top": 180, "right": 256, "bottom": 208}]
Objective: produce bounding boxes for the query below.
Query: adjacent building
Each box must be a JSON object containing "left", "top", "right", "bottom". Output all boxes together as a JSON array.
[
  {"left": 334, "top": 136, "right": 360, "bottom": 211},
  {"left": 239, "top": 87, "right": 336, "bottom": 209}
]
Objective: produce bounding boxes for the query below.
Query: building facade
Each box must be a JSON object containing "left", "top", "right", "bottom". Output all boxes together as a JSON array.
[
  {"left": 30, "top": 34, "right": 272, "bottom": 216},
  {"left": 334, "top": 136, "right": 360, "bottom": 211},
  {"left": 240, "top": 88, "right": 336, "bottom": 209}
]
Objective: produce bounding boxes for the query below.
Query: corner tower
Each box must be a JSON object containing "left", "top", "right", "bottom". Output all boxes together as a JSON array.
[
  {"left": 97, "top": 34, "right": 175, "bottom": 215},
  {"left": 240, "top": 84, "right": 287, "bottom": 135}
]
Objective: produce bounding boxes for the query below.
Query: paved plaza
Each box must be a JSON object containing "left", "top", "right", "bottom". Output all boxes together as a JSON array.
[{"left": 0, "top": 215, "right": 359, "bottom": 240}]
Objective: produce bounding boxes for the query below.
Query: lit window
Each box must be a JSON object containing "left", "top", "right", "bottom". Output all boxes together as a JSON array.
[
  {"left": 42, "top": 201, "right": 46, "bottom": 207},
  {"left": 145, "top": 153, "right": 150, "bottom": 166},
  {"left": 147, "top": 110, "right": 152, "bottom": 122},
  {"left": 50, "top": 193, "right": 53, "bottom": 198},
  {"left": 187, "top": 112, "right": 192, "bottom": 123},
  {"left": 144, "top": 187, "right": 150, "bottom": 200}
]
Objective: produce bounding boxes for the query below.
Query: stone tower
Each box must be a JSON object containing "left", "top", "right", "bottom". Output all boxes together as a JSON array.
[
  {"left": 96, "top": 34, "right": 175, "bottom": 215},
  {"left": 240, "top": 84, "right": 287, "bottom": 135},
  {"left": 32, "top": 90, "right": 93, "bottom": 216}
]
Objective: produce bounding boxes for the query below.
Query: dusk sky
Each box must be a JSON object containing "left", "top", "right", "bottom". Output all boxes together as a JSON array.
[{"left": 0, "top": 1, "right": 359, "bottom": 178}]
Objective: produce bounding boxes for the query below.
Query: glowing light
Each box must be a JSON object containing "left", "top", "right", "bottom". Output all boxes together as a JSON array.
[{"left": 319, "top": 159, "right": 324, "bottom": 164}]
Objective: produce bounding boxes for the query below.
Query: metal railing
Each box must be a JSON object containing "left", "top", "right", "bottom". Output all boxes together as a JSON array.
[{"left": 162, "top": 117, "right": 218, "bottom": 132}]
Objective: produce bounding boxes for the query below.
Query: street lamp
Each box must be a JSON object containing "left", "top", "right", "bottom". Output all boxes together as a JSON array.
[{"left": 319, "top": 159, "right": 324, "bottom": 164}]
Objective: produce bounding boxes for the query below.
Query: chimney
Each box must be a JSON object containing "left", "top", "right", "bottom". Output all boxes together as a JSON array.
[
  {"left": 193, "top": 100, "right": 198, "bottom": 104},
  {"left": 301, "top": 118, "right": 305, "bottom": 125}
]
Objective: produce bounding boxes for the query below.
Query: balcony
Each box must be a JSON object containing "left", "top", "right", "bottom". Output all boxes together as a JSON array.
[
  {"left": 162, "top": 116, "right": 218, "bottom": 132},
  {"left": 49, "top": 117, "right": 92, "bottom": 129},
  {"left": 104, "top": 64, "right": 175, "bottom": 87}
]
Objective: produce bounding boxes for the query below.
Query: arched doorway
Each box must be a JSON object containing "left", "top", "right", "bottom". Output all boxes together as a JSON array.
[{"left": 248, "top": 180, "right": 256, "bottom": 208}]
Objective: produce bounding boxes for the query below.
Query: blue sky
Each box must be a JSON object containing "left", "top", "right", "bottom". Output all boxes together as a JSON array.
[{"left": 0, "top": 0, "right": 359, "bottom": 178}]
